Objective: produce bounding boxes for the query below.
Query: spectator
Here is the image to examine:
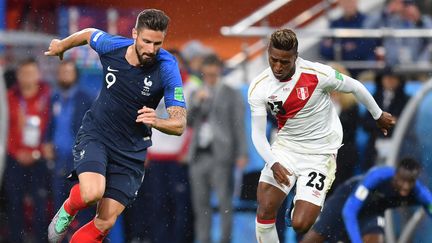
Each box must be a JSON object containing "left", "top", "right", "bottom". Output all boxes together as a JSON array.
[
  {"left": 181, "top": 40, "right": 214, "bottom": 77},
  {"left": 43, "top": 60, "right": 94, "bottom": 242},
  {"left": 364, "top": 0, "right": 432, "bottom": 66},
  {"left": 362, "top": 68, "right": 410, "bottom": 170},
  {"left": 188, "top": 54, "right": 247, "bottom": 243},
  {"left": 320, "top": 0, "right": 375, "bottom": 77},
  {"left": 4, "top": 58, "right": 51, "bottom": 243}
]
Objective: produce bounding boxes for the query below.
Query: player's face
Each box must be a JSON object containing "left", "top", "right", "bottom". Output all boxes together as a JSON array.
[
  {"left": 268, "top": 46, "right": 297, "bottom": 81},
  {"left": 392, "top": 168, "right": 419, "bottom": 197},
  {"left": 133, "top": 28, "right": 165, "bottom": 66}
]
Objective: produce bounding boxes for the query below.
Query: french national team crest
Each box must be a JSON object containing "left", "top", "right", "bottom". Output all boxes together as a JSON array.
[{"left": 296, "top": 87, "right": 309, "bottom": 100}]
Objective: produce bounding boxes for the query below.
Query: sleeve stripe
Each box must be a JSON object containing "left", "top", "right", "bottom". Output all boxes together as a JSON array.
[
  {"left": 249, "top": 75, "right": 268, "bottom": 97},
  {"left": 300, "top": 66, "right": 328, "bottom": 77}
]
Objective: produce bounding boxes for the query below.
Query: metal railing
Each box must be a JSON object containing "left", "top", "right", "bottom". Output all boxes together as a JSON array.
[
  {"left": 0, "top": 67, "right": 8, "bottom": 187},
  {"left": 222, "top": 0, "right": 338, "bottom": 69},
  {"left": 0, "top": 30, "right": 56, "bottom": 45},
  {"left": 220, "top": 0, "right": 293, "bottom": 36}
]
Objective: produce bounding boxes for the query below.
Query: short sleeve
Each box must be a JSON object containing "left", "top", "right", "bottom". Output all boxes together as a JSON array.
[
  {"left": 248, "top": 82, "right": 267, "bottom": 116},
  {"left": 161, "top": 60, "right": 186, "bottom": 108},
  {"left": 320, "top": 65, "right": 346, "bottom": 92},
  {"left": 89, "top": 30, "right": 134, "bottom": 55}
]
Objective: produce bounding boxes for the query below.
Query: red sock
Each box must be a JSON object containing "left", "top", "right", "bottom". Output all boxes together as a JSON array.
[
  {"left": 70, "top": 220, "right": 107, "bottom": 243},
  {"left": 64, "top": 184, "right": 88, "bottom": 216}
]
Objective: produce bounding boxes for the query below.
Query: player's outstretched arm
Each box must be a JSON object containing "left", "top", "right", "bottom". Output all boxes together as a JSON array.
[
  {"left": 44, "top": 28, "right": 98, "bottom": 60},
  {"left": 136, "top": 106, "right": 186, "bottom": 136},
  {"left": 334, "top": 74, "right": 396, "bottom": 135}
]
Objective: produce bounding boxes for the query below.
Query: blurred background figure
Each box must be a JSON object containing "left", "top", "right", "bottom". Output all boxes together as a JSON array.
[
  {"left": 43, "top": 60, "right": 95, "bottom": 242},
  {"left": 182, "top": 40, "right": 214, "bottom": 78},
  {"left": 362, "top": 68, "right": 410, "bottom": 171},
  {"left": 364, "top": 0, "right": 432, "bottom": 66},
  {"left": 4, "top": 58, "right": 51, "bottom": 243},
  {"left": 320, "top": 0, "right": 375, "bottom": 78},
  {"left": 188, "top": 54, "right": 247, "bottom": 243},
  {"left": 328, "top": 63, "right": 360, "bottom": 195}
]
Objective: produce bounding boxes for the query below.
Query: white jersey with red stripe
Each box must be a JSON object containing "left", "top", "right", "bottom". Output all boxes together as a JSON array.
[{"left": 248, "top": 57, "right": 345, "bottom": 154}]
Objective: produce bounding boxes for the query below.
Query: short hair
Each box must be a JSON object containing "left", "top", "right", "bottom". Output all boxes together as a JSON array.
[
  {"left": 202, "top": 54, "right": 224, "bottom": 68},
  {"left": 59, "top": 59, "right": 79, "bottom": 79},
  {"left": 397, "top": 158, "right": 422, "bottom": 172},
  {"left": 270, "top": 29, "right": 298, "bottom": 52},
  {"left": 18, "top": 57, "right": 38, "bottom": 68},
  {"left": 135, "top": 9, "right": 170, "bottom": 32}
]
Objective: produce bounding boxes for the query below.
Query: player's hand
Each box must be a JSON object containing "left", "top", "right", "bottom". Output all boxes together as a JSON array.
[
  {"left": 44, "top": 39, "right": 65, "bottom": 60},
  {"left": 271, "top": 162, "right": 292, "bottom": 187},
  {"left": 376, "top": 111, "right": 396, "bottom": 136},
  {"left": 136, "top": 106, "right": 157, "bottom": 127}
]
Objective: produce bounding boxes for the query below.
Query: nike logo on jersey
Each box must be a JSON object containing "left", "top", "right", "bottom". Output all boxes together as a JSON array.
[{"left": 107, "top": 66, "right": 119, "bottom": 72}]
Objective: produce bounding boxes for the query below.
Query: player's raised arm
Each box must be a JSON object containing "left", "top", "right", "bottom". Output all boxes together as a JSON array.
[
  {"left": 44, "top": 28, "right": 98, "bottom": 60},
  {"left": 332, "top": 72, "right": 396, "bottom": 135},
  {"left": 136, "top": 106, "right": 186, "bottom": 136}
]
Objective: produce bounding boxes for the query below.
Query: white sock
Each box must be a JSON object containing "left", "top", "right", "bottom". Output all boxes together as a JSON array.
[{"left": 256, "top": 218, "right": 279, "bottom": 243}]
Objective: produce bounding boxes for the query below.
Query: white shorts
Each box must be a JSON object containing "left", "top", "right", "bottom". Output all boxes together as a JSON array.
[{"left": 259, "top": 149, "right": 337, "bottom": 207}]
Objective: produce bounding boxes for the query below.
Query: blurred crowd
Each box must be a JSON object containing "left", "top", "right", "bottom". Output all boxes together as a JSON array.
[{"left": 1, "top": 0, "right": 432, "bottom": 242}]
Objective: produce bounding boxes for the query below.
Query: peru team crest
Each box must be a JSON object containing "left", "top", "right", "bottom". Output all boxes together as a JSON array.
[{"left": 296, "top": 87, "right": 309, "bottom": 100}]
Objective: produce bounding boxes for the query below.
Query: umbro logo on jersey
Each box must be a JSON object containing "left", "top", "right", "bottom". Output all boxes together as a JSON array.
[
  {"left": 268, "top": 95, "right": 278, "bottom": 100},
  {"left": 107, "top": 66, "right": 119, "bottom": 72}
]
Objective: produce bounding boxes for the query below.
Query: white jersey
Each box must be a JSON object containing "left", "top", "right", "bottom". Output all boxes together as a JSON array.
[{"left": 249, "top": 57, "right": 358, "bottom": 154}]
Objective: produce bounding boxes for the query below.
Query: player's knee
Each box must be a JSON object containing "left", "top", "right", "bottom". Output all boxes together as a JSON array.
[
  {"left": 291, "top": 217, "right": 313, "bottom": 234},
  {"left": 257, "top": 203, "right": 278, "bottom": 219},
  {"left": 80, "top": 186, "right": 104, "bottom": 205}
]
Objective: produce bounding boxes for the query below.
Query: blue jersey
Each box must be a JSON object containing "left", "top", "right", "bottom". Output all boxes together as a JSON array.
[
  {"left": 80, "top": 30, "right": 185, "bottom": 152},
  {"left": 339, "top": 166, "right": 432, "bottom": 243}
]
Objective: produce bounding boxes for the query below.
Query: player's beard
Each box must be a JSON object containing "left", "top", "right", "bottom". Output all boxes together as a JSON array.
[
  {"left": 136, "top": 47, "right": 158, "bottom": 68},
  {"left": 58, "top": 80, "right": 75, "bottom": 90}
]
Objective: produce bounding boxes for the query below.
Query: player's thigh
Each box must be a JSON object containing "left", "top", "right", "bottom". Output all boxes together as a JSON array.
[
  {"left": 104, "top": 149, "right": 146, "bottom": 207},
  {"left": 301, "top": 229, "right": 326, "bottom": 243},
  {"left": 360, "top": 215, "right": 385, "bottom": 243},
  {"left": 257, "top": 182, "right": 287, "bottom": 218},
  {"left": 362, "top": 233, "right": 384, "bottom": 243},
  {"left": 78, "top": 172, "right": 106, "bottom": 200},
  {"left": 73, "top": 134, "right": 109, "bottom": 198},
  {"left": 295, "top": 153, "right": 337, "bottom": 207}
]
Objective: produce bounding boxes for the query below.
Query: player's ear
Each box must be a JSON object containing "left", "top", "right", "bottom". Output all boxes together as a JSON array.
[{"left": 132, "top": 28, "right": 138, "bottom": 39}]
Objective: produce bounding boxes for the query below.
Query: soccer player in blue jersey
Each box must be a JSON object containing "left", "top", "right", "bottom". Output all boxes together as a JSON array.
[
  {"left": 44, "top": 9, "right": 187, "bottom": 243},
  {"left": 301, "top": 158, "right": 432, "bottom": 243}
]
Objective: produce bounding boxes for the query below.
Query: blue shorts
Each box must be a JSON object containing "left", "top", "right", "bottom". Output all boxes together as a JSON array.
[
  {"left": 71, "top": 132, "right": 146, "bottom": 206},
  {"left": 312, "top": 196, "right": 385, "bottom": 242}
]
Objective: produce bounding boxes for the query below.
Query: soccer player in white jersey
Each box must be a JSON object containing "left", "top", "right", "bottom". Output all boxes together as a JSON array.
[{"left": 249, "top": 29, "right": 395, "bottom": 242}]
